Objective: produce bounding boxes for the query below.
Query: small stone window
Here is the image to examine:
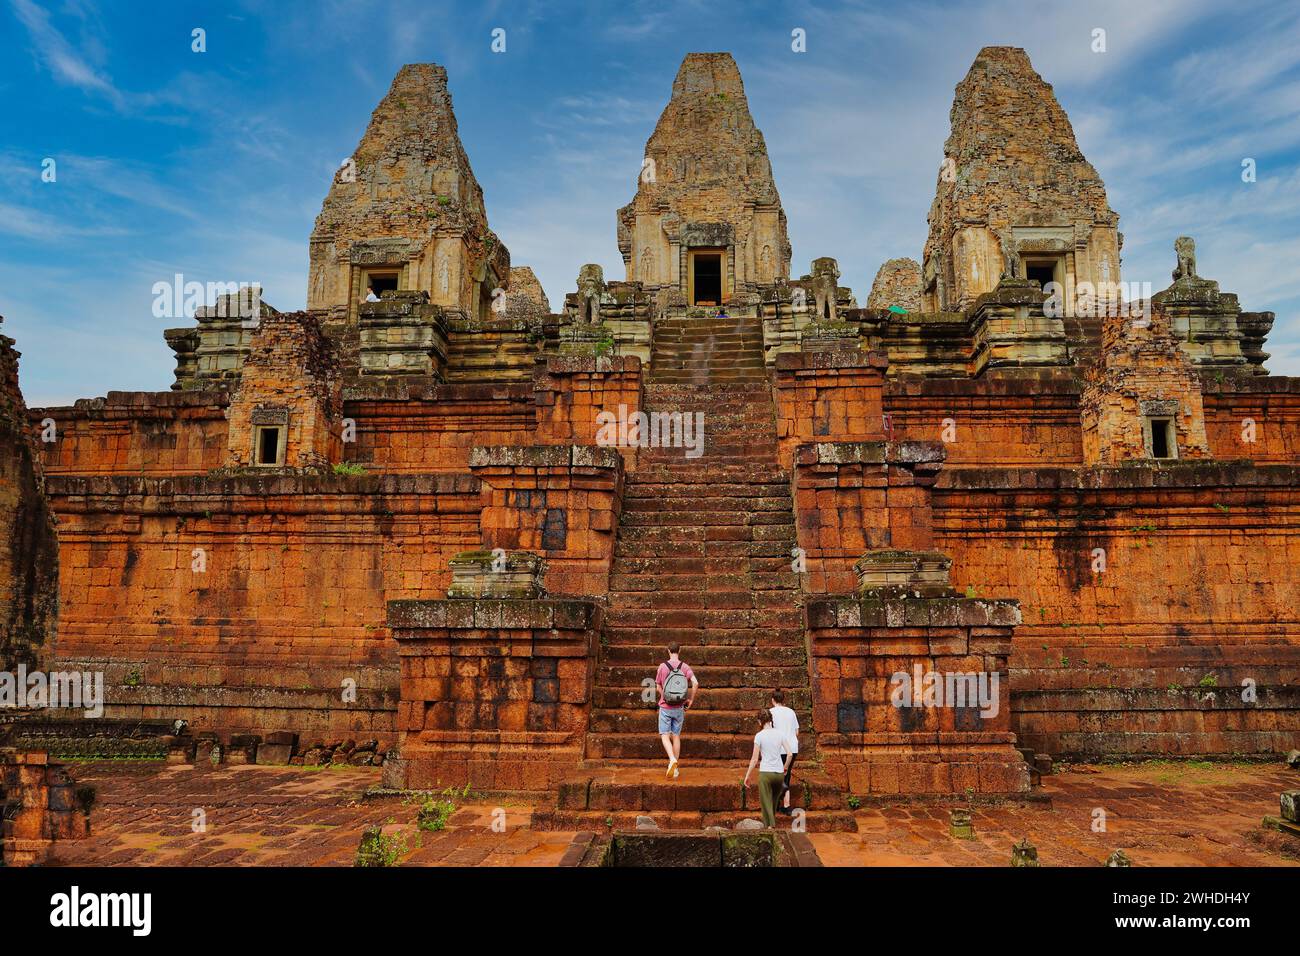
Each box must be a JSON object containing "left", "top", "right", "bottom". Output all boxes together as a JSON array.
[
  {"left": 1146, "top": 417, "right": 1176, "bottom": 460},
  {"left": 252, "top": 425, "right": 285, "bottom": 466},
  {"left": 1022, "top": 256, "right": 1063, "bottom": 292}
]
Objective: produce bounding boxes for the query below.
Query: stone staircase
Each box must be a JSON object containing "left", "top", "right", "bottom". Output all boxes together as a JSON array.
[
  {"left": 536, "top": 310, "right": 855, "bottom": 831},
  {"left": 647, "top": 308, "right": 768, "bottom": 385}
]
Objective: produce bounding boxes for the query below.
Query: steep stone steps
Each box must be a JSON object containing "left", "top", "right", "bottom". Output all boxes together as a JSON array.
[
  {"left": 597, "top": 662, "right": 807, "bottom": 687},
  {"left": 588, "top": 707, "right": 812, "bottom": 736},
  {"left": 598, "top": 629, "right": 806, "bottom": 650},
  {"left": 564, "top": 312, "right": 847, "bottom": 826},
  {"left": 587, "top": 732, "right": 791, "bottom": 761},
  {"left": 532, "top": 764, "right": 853, "bottom": 831},
  {"left": 649, "top": 316, "right": 770, "bottom": 385},
  {"left": 604, "top": 610, "right": 802, "bottom": 632},
  {"left": 593, "top": 686, "right": 813, "bottom": 711}
]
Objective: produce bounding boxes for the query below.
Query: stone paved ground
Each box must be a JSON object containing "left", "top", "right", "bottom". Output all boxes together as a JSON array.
[
  {"left": 45, "top": 760, "right": 1299, "bottom": 867},
  {"left": 814, "top": 762, "right": 1300, "bottom": 867},
  {"left": 46, "top": 762, "right": 573, "bottom": 867}
]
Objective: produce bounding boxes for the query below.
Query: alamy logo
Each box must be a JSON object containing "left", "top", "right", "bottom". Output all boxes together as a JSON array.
[
  {"left": 50, "top": 886, "right": 151, "bottom": 936},
  {"left": 889, "top": 665, "right": 1000, "bottom": 718},
  {"left": 0, "top": 665, "right": 104, "bottom": 718},
  {"left": 595, "top": 403, "right": 705, "bottom": 459},
  {"left": 151, "top": 273, "right": 263, "bottom": 324}
]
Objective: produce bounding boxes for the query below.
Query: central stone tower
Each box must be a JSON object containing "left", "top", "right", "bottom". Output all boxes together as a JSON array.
[{"left": 617, "top": 53, "right": 791, "bottom": 306}]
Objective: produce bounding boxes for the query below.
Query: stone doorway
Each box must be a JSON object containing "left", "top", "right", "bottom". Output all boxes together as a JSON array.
[{"left": 689, "top": 249, "right": 723, "bottom": 305}]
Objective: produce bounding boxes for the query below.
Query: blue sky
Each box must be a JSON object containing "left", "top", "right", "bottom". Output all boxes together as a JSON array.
[{"left": 2, "top": 0, "right": 1298, "bottom": 405}]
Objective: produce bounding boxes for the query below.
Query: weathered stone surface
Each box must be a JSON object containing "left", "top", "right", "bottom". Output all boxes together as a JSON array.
[
  {"left": 1011, "top": 837, "right": 1040, "bottom": 867},
  {"left": 506, "top": 266, "right": 551, "bottom": 321},
  {"left": 0, "top": 323, "right": 57, "bottom": 672},
  {"left": 223, "top": 311, "right": 342, "bottom": 471},
  {"left": 1281, "top": 790, "right": 1300, "bottom": 824},
  {"left": 165, "top": 291, "right": 280, "bottom": 390},
  {"left": 618, "top": 53, "right": 790, "bottom": 298},
  {"left": 854, "top": 549, "right": 952, "bottom": 594},
  {"left": 446, "top": 550, "right": 545, "bottom": 600},
  {"left": 867, "top": 258, "right": 923, "bottom": 312},
  {"left": 0, "top": 750, "right": 90, "bottom": 866},
  {"left": 1080, "top": 306, "right": 1211, "bottom": 465},
  {"left": 923, "top": 47, "right": 1121, "bottom": 315},
  {"left": 308, "top": 63, "right": 509, "bottom": 329}
]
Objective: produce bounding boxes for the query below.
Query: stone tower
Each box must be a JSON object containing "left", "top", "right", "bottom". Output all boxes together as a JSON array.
[
  {"left": 308, "top": 63, "right": 510, "bottom": 326},
  {"left": 922, "top": 47, "right": 1121, "bottom": 314},
  {"left": 1080, "top": 307, "right": 1211, "bottom": 466},
  {"left": 617, "top": 52, "right": 791, "bottom": 304}
]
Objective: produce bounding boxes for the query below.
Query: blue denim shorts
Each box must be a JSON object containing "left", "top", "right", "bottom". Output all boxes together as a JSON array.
[{"left": 658, "top": 707, "right": 685, "bottom": 735}]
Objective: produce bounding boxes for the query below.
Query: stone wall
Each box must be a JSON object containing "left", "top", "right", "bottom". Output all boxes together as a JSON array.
[
  {"left": 1202, "top": 377, "right": 1300, "bottom": 463},
  {"left": 883, "top": 374, "right": 1084, "bottom": 467},
  {"left": 773, "top": 350, "right": 887, "bottom": 468},
  {"left": 935, "top": 464, "right": 1300, "bottom": 756},
  {"left": 44, "top": 474, "right": 482, "bottom": 742},
  {"left": 469, "top": 445, "right": 623, "bottom": 597},
  {"left": 792, "top": 441, "right": 945, "bottom": 594},
  {"left": 0, "top": 750, "right": 90, "bottom": 866},
  {"left": 808, "top": 592, "right": 1026, "bottom": 794},
  {"left": 388, "top": 598, "right": 600, "bottom": 792},
  {"left": 345, "top": 384, "right": 536, "bottom": 473},
  {"left": 34, "top": 392, "right": 230, "bottom": 477},
  {"left": 0, "top": 327, "right": 58, "bottom": 672},
  {"left": 534, "top": 355, "right": 642, "bottom": 462}
]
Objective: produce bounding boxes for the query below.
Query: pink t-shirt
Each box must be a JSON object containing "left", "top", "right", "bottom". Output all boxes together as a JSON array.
[{"left": 656, "top": 660, "right": 695, "bottom": 709}]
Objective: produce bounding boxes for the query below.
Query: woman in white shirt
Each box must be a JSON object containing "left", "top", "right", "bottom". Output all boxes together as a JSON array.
[
  {"left": 768, "top": 688, "right": 799, "bottom": 815},
  {"left": 742, "top": 709, "right": 793, "bottom": 827}
]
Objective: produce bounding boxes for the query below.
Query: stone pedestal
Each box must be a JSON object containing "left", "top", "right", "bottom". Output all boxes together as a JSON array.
[
  {"left": 1152, "top": 277, "right": 1248, "bottom": 371},
  {"left": 792, "top": 441, "right": 945, "bottom": 593},
  {"left": 357, "top": 291, "right": 449, "bottom": 379},
  {"left": 969, "top": 279, "right": 1069, "bottom": 374},
  {"left": 386, "top": 597, "right": 601, "bottom": 792},
  {"left": 0, "top": 750, "right": 91, "bottom": 866},
  {"left": 447, "top": 550, "right": 545, "bottom": 599},
  {"left": 806, "top": 550, "right": 1028, "bottom": 796}
]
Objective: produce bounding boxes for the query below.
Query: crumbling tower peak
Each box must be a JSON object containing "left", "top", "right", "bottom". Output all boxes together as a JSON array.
[
  {"left": 921, "top": 45, "right": 1121, "bottom": 315},
  {"left": 617, "top": 51, "right": 791, "bottom": 303},
  {"left": 671, "top": 51, "right": 746, "bottom": 95},
  {"left": 307, "top": 60, "right": 509, "bottom": 333}
]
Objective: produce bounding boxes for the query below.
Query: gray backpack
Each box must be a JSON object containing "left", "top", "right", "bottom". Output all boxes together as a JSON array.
[{"left": 662, "top": 661, "right": 689, "bottom": 705}]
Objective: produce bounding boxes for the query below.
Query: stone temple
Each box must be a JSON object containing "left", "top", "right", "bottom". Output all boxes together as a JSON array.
[{"left": 2, "top": 48, "right": 1298, "bottom": 851}]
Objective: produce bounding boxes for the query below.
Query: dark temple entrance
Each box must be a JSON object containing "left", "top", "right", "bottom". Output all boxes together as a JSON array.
[{"left": 691, "top": 252, "right": 722, "bottom": 306}]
